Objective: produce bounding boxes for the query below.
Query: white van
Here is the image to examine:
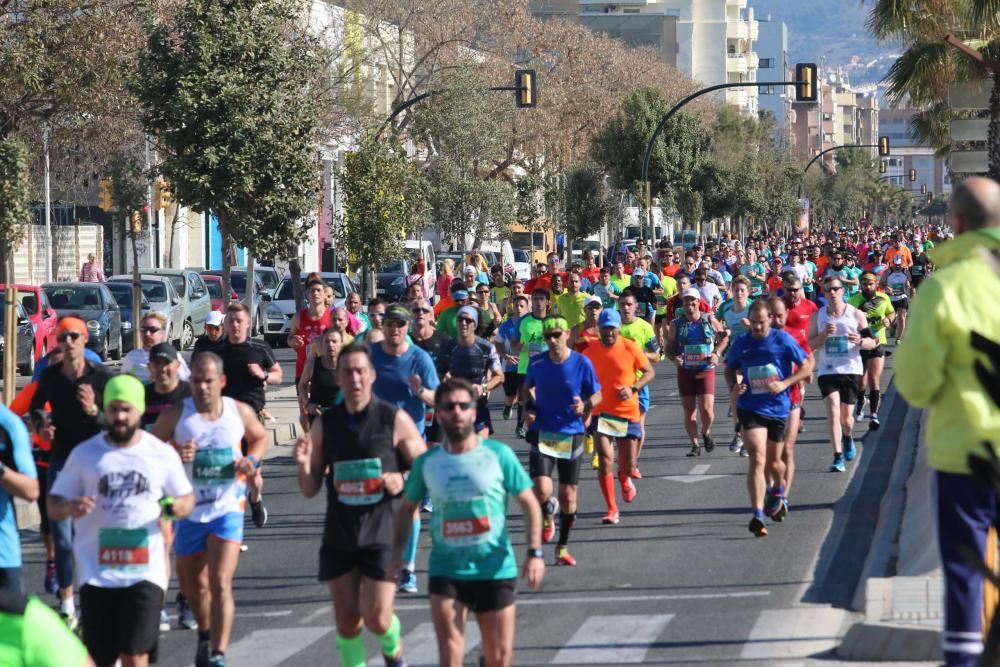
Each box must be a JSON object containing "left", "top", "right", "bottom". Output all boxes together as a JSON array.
[
  {"left": 404, "top": 239, "right": 437, "bottom": 294},
  {"left": 478, "top": 240, "right": 516, "bottom": 274}
]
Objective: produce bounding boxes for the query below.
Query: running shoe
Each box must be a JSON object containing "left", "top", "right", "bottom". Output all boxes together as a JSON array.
[
  {"left": 160, "top": 607, "right": 170, "bottom": 632},
  {"left": 601, "top": 510, "right": 620, "bottom": 525},
  {"left": 195, "top": 639, "right": 212, "bottom": 667},
  {"left": 739, "top": 445, "right": 749, "bottom": 457},
  {"left": 515, "top": 425, "right": 526, "bottom": 438},
  {"left": 249, "top": 496, "right": 268, "bottom": 528},
  {"left": 729, "top": 434, "right": 742, "bottom": 454},
  {"left": 542, "top": 516, "right": 555, "bottom": 544},
  {"left": 772, "top": 498, "right": 789, "bottom": 522},
  {"left": 621, "top": 480, "right": 636, "bottom": 503},
  {"left": 869, "top": 413, "right": 880, "bottom": 431},
  {"left": 685, "top": 445, "right": 701, "bottom": 457},
  {"left": 630, "top": 468, "right": 642, "bottom": 479},
  {"left": 398, "top": 569, "right": 418, "bottom": 594},
  {"left": 591, "top": 453, "right": 599, "bottom": 469},
  {"left": 843, "top": 436, "right": 856, "bottom": 462},
  {"left": 830, "top": 453, "right": 846, "bottom": 473},
  {"left": 60, "top": 611, "right": 79, "bottom": 634},
  {"left": 556, "top": 546, "right": 577, "bottom": 566},
  {"left": 420, "top": 497, "right": 434, "bottom": 513},
  {"left": 584, "top": 434, "right": 594, "bottom": 455},
  {"left": 703, "top": 433, "right": 715, "bottom": 453},
  {"left": 763, "top": 488, "right": 781, "bottom": 518},
  {"left": 748, "top": 516, "right": 768, "bottom": 537},
  {"left": 208, "top": 653, "right": 226, "bottom": 667},
  {"left": 239, "top": 543, "right": 248, "bottom": 552},
  {"left": 502, "top": 406, "right": 513, "bottom": 420},
  {"left": 854, "top": 396, "right": 866, "bottom": 420},
  {"left": 383, "top": 652, "right": 406, "bottom": 667},
  {"left": 43, "top": 560, "right": 57, "bottom": 594},
  {"left": 177, "top": 593, "right": 197, "bottom": 630}
]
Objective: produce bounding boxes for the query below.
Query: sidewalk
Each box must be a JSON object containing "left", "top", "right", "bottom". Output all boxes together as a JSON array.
[{"left": 840, "top": 408, "right": 944, "bottom": 662}]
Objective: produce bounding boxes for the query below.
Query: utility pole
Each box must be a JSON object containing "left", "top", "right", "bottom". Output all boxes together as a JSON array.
[{"left": 43, "top": 124, "right": 52, "bottom": 283}]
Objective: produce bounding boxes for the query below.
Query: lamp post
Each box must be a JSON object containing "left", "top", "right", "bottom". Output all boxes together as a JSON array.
[{"left": 43, "top": 124, "right": 52, "bottom": 283}]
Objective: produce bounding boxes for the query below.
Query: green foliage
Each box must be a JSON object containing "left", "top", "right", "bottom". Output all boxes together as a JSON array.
[
  {"left": 109, "top": 150, "right": 147, "bottom": 215},
  {"left": 0, "top": 140, "right": 31, "bottom": 255},
  {"left": 339, "top": 136, "right": 427, "bottom": 270},
  {"left": 562, "top": 166, "right": 621, "bottom": 243}
]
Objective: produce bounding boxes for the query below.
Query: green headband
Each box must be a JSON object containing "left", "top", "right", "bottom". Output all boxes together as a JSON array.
[
  {"left": 104, "top": 374, "right": 146, "bottom": 413},
  {"left": 543, "top": 316, "right": 569, "bottom": 332}
]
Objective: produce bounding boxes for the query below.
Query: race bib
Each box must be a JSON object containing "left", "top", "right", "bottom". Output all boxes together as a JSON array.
[
  {"left": 334, "top": 458, "right": 383, "bottom": 506},
  {"left": 193, "top": 448, "right": 235, "bottom": 486},
  {"left": 440, "top": 497, "right": 491, "bottom": 547},
  {"left": 911, "top": 265, "right": 924, "bottom": 276},
  {"left": 889, "top": 285, "right": 905, "bottom": 297},
  {"left": 747, "top": 364, "right": 780, "bottom": 395},
  {"left": 825, "top": 336, "right": 849, "bottom": 357},
  {"left": 683, "top": 344, "right": 711, "bottom": 367},
  {"left": 596, "top": 414, "right": 629, "bottom": 438},
  {"left": 538, "top": 431, "right": 574, "bottom": 460},
  {"left": 98, "top": 528, "right": 149, "bottom": 574}
]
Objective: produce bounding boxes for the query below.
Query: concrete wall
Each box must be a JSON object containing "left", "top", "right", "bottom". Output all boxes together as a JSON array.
[{"left": 14, "top": 224, "right": 104, "bottom": 285}]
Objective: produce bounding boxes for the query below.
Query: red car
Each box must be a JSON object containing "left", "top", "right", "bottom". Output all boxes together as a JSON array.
[
  {"left": 0, "top": 284, "right": 58, "bottom": 361},
  {"left": 200, "top": 274, "right": 237, "bottom": 313}
]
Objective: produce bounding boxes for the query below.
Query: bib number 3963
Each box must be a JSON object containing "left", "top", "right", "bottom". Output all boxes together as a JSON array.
[
  {"left": 747, "top": 364, "right": 779, "bottom": 395},
  {"left": 440, "top": 497, "right": 491, "bottom": 547},
  {"left": 334, "top": 458, "right": 383, "bottom": 506},
  {"left": 99, "top": 528, "right": 149, "bottom": 573}
]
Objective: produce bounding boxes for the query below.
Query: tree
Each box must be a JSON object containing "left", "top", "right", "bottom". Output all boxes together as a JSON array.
[
  {"left": 0, "top": 140, "right": 31, "bottom": 283},
  {"left": 562, "top": 166, "right": 621, "bottom": 248},
  {"left": 135, "top": 0, "right": 328, "bottom": 306}
]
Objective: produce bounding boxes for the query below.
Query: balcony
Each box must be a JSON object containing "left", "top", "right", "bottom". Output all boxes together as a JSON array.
[
  {"left": 727, "top": 19, "right": 748, "bottom": 40},
  {"left": 726, "top": 88, "right": 748, "bottom": 109},
  {"left": 727, "top": 53, "right": 748, "bottom": 74},
  {"left": 727, "top": 0, "right": 748, "bottom": 8},
  {"left": 749, "top": 19, "right": 758, "bottom": 41},
  {"left": 746, "top": 51, "right": 759, "bottom": 70}
]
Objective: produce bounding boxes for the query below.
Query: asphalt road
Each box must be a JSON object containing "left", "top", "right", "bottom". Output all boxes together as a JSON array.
[{"left": 19, "top": 345, "right": 916, "bottom": 666}]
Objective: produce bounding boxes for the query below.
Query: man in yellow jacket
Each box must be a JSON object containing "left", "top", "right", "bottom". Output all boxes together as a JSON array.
[{"left": 896, "top": 176, "right": 1000, "bottom": 667}]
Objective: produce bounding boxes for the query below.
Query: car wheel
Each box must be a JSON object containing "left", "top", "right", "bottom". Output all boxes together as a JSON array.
[
  {"left": 109, "top": 330, "right": 122, "bottom": 361},
  {"left": 18, "top": 345, "right": 34, "bottom": 376},
  {"left": 181, "top": 320, "right": 195, "bottom": 350},
  {"left": 100, "top": 334, "right": 109, "bottom": 362}
]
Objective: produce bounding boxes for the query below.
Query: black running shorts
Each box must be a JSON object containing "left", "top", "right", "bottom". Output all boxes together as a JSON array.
[
  {"left": 736, "top": 409, "right": 787, "bottom": 443},
  {"left": 81, "top": 581, "right": 162, "bottom": 667},
  {"left": 428, "top": 577, "right": 516, "bottom": 612},
  {"left": 526, "top": 432, "right": 584, "bottom": 485},
  {"left": 818, "top": 374, "right": 862, "bottom": 405},
  {"left": 319, "top": 545, "right": 393, "bottom": 582}
]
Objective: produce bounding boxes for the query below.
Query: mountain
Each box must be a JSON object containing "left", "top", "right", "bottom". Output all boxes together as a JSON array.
[{"left": 750, "top": 0, "right": 896, "bottom": 86}]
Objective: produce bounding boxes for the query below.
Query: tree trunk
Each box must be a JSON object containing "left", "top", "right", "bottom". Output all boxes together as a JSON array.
[
  {"left": 288, "top": 251, "right": 304, "bottom": 312},
  {"left": 166, "top": 205, "right": 180, "bottom": 268},
  {"left": 245, "top": 252, "right": 256, "bottom": 335},
  {"left": 990, "top": 71, "right": 1000, "bottom": 182},
  {"left": 218, "top": 212, "right": 233, "bottom": 308}
]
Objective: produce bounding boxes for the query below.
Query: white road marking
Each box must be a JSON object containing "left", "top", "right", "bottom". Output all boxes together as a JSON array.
[
  {"left": 739, "top": 607, "right": 847, "bottom": 660},
  {"left": 689, "top": 464, "right": 711, "bottom": 475},
  {"left": 367, "top": 622, "right": 481, "bottom": 666},
  {"left": 299, "top": 604, "right": 330, "bottom": 625},
  {"left": 552, "top": 614, "right": 674, "bottom": 663},
  {"left": 659, "top": 463, "right": 727, "bottom": 483},
  {"left": 393, "top": 590, "right": 768, "bottom": 611},
  {"left": 221, "top": 627, "right": 329, "bottom": 664}
]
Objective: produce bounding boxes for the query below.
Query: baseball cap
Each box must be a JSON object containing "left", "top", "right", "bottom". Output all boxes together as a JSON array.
[
  {"left": 451, "top": 289, "right": 469, "bottom": 301},
  {"left": 104, "top": 374, "right": 145, "bottom": 413},
  {"left": 681, "top": 287, "right": 701, "bottom": 300},
  {"left": 632, "top": 268, "right": 645, "bottom": 279},
  {"left": 598, "top": 309, "right": 622, "bottom": 329},
  {"left": 384, "top": 304, "right": 411, "bottom": 323},
  {"left": 57, "top": 317, "right": 88, "bottom": 336},
  {"left": 206, "top": 311, "right": 225, "bottom": 327},
  {"left": 456, "top": 305, "right": 479, "bottom": 325},
  {"left": 149, "top": 342, "right": 179, "bottom": 364},
  {"left": 463, "top": 265, "right": 477, "bottom": 275},
  {"left": 772, "top": 257, "right": 783, "bottom": 264},
  {"left": 584, "top": 295, "right": 602, "bottom": 308}
]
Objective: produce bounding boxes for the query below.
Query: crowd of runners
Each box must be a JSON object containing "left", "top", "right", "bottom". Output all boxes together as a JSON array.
[{"left": 0, "top": 221, "right": 948, "bottom": 666}]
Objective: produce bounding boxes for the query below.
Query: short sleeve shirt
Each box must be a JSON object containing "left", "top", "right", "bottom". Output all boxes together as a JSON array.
[
  {"left": 727, "top": 329, "right": 807, "bottom": 419},
  {"left": 219, "top": 339, "right": 277, "bottom": 412},
  {"left": 370, "top": 344, "right": 439, "bottom": 436},
  {"left": 582, "top": 337, "right": 647, "bottom": 421},
  {"left": 0, "top": 408, "right": 36, "bottom": 568},
  {"left": 524, "top": 352, "right": 600, "bottom": 435},
  {"left": 513, "top": 314, "right": 546, "bottom": 374}
]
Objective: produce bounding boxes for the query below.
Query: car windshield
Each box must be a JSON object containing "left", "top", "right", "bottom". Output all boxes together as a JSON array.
[
  {"left": 257, "top": 270, "right": 278, "bottom": 290},
  {"left": 205, "top": 281, "right": 222, "bottom": 298},
  {"left": 141, "top": 281, "right": 168, "bottom": 302},
  {"left": 275, "top": 276, "right": 346, "bottom": 300},
  {"left": 379, "top": 260, "right": 406, "bottom": 273},
  {"left": 107, "top": 285, "right": 149, "bottom": 308},
  {"left": 513, "top": 249, "right": 530, "bottom": 262},
  {"left": 45, "top": 286, "right": 102, "bottom": 309}
]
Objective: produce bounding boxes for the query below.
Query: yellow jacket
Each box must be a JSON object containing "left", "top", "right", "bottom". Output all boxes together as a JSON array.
[{"left": 895, "top": 228, "right": 1000, "bottom": 474}]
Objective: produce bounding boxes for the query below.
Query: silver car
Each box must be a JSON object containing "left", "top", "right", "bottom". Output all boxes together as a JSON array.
[
  {"left": 108, "top": 275, "right": 185, "bottom": 349},
  {"left": 261, "top": 272, "right": 357, "bottom": 347}
]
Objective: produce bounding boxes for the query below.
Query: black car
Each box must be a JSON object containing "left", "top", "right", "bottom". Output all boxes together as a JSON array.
[
  {"left": 375, "top": 258, "right": 412, "bottom": 302},
  {"left": 105, "top": 282, "right": 151, "bottom": 353},
  {"left": 42, "top": 282, "right": 123, "bottom": 361},
  {"left": 0, "top": 300, "right": 37, "bottom": 376}
]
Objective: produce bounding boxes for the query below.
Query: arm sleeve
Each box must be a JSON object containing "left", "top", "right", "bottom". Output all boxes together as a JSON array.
[
  {"left": 9, "top": 383, "right": 37, "bottom": 417},
  {"left": 402, "top": 453, "right": 427, "bottom": 504},
  {"left": 28, "top": 374, "right": 47, "bottom": 413},
  {"left": 499, "top": 443, "right": 532, "bottom": 495},
  {"left": 895, "top": 279, "right": 947, "bottom": 407}
]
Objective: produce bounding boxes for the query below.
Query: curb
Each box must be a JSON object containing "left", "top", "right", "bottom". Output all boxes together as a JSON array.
[{"left": 839, "top": 619, "right": 942, "bottom": 662}]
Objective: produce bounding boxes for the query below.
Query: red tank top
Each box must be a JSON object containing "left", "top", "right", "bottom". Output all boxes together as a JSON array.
[{"left": 295, "top": 307, "right": 332, "bottom": 377}]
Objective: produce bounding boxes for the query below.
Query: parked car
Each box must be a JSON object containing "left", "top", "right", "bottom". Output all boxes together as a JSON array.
[
  {"left": 0, "top": 283, "right": 59, "bottom": 362},
  {"left": 0, "top": 299, "right": 38, "bottom": 376},
  {"left": 199, "top": 274, "right": 237, "bottom": 313},
  {"left": 254, "top": 266, "right": 281, "bottom": 296},
  {"left": 42, "top": 282, "right": 123, "bottom": 361},
  {"left": 511, "top": 248, "right": 532, "bottom": 281},
  {"left": 375, "top": 259, "right": 412, "bottom": 303},
  {"left": 105, "top": 282, "right": 151, "bottom": 353},
  {"left": 108, "top": 275, "right": 185, "bottom": 349},
  {"left": 261, "top": 272, "right": 357, "bottom": 347},
  {"left": 200, "top": 269, "right": 266, "bottom": 334},
  {"left": 142, "top": 269, "right": 212, "bottom": 349}
]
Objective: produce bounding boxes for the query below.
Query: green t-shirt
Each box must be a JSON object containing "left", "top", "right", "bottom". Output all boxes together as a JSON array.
[
  {"left": 620, "top": 318, "right": 658, "bottom": 379},
  {"left": 739, "top": 262, "right": 767, "bottom": 296},
  {"left": 404, "top": 438, "right": 532, "bottom": 581},
  {"left": 556, "top": 291, "right": 588, "bottom": 329},
  {"left": 655, "top": 275, "right": 679, "bottom": 316},
  {"left": 515, "top": 313, "right": 547, "bottom": 374},
  {"left": 848, "top": 292, "right": 895, "bottom": 345},
  {"left": 802, "top": 261, "right": 818, "bottom": 294},
  {"left": 716, "top": 298, "right": 752, "bottom": 340},
  {"left": 436, "top": 306, "right": 460, "bottom": 338},
  {"left": 609, "top": 274, "right": 631, "bottom": 293},
  {"left": 0, "top": 596, "right": 89, "bottom": 667}
]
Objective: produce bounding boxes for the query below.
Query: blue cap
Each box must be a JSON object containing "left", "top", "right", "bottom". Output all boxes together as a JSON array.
[
  {"left": 452, "top": 289, "right": 469, "bottom": 301},
  {"left": 598, "top": 309, "right": 622, "bottom": 329}
]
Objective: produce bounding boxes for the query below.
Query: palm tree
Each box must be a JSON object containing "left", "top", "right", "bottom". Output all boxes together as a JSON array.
[{"left": 868, "top": 0, "right": 1000, "bottom": 179}]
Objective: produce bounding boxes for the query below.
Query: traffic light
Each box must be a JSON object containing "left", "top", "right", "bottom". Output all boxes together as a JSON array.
[
  {"left": 130, "top": 210, "right": 142, "bottom": 234},
  {"left": 795, "top": 63, "right": 818, "bottom": 102},
  {"left": 878, "top": 136, "right": 890, "bottom": 156},
  {"left": 514, "top": 69, "right": 537, "bottom": 109},
  {"left": 154, "top": 179, "right": 173, "bottom": 210},
  {"left": 99, "top": 179, "right": 113, "bottom": 212},
  {"left": 920, "top": 183, "right": 927, "bottom": 195},
  {"left": 879, "top": 161, "right": 886, "bottom": 174},
  {"left": 908, "top": 168, "right": 917, "bottom": 182}
]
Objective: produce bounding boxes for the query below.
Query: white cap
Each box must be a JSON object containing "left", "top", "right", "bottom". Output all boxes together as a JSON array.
[
  {"left": 463, "top": 265, "right": 477, "bottom": 275},
  {"left": 681, "top": 287, "right": 701, "bottom": 300},
  {"left": 206, "top": 311, "right": 225, "bottom": 327},
  {"left": 584, "top": 295, "right": 602, "bottom": 308}
]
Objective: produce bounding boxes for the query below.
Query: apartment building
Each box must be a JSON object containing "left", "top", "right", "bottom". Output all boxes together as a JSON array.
[
  {"left": 754, "top": 16, "right": 794, "bottom": 146},
  {"left": 792, "top": 67, "right": 879, "bottom": 169},
  {"left": 879, "top": 107, "right": 951, "bottom": 197}
]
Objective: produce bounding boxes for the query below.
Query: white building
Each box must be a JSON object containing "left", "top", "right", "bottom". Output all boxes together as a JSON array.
[{"left": 755, "top": 15, "right": 795, "bottom": 146}]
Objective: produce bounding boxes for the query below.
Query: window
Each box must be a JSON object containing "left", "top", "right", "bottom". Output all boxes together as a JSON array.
[
  {"left": 822, "top": 113, "right": 833, "bottom": 122},
  {"left": 760, "top": 85, "right": 775, "bottom": 95},
  {"left": 759, "top": 57, "right": 774, "bottom": 69}
]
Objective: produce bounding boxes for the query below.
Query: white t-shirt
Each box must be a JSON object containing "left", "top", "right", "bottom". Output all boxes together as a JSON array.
[
  {"left": 50, "top": 431, "right": 192, "bottom": 590},
  {"left": 696, "top": 281, "right": 722, "bottom": 307},
  {"left": 121, "top": 348, "right": 191, "bottom": 384}
]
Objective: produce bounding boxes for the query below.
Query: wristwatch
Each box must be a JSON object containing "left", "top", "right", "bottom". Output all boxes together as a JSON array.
[{"left": 526, "top": 547, "right": 544, "bottom": 559}]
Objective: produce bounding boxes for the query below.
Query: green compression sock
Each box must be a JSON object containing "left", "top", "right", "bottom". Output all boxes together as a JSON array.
[
  {"left": 335, "top": 632, "right": 366, "bottom": 667},
  {"left": 375, "top": 614, "right": 402, "bottom": 658}
]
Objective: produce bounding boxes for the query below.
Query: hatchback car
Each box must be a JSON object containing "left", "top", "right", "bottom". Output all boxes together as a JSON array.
[
  {"left": 42, "top": 282, "right": 123, "bottom": 360},
  {"left": 375, "top": 259, "right": 412, "bottom": 303},
  {"left": 105, "top": 282, "right": 151, "bottom": 353},
  {"left": 0, "top": 300, "right": 38, "bottom": 376},
  {"left": 201, "top": 269, "right": 266, "bottom": 334},
  {"left": 108, "top": 275, "right": 185, "bottom": 349},
  {"left": 199, "top": 274, "right": 237, "bottom": 313},
  {"left": 261, "top": 272, "right": 356, "bottom": 347},
  {"left": 142, "top": 269, "right": 212, "bottom": 348},
  {"left": 0, "top": 283, "right": 58, "bottom": 362}
]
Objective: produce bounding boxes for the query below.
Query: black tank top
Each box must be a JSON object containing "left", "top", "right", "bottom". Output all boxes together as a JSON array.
[
  {"left": 320, "top": 397, "right": 400, "bottom": 549},
  {"left": 309, "top": 360, "right": 340, "bottom": 408}
]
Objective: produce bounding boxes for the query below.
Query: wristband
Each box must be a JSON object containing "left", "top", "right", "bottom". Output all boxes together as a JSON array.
[
  {"left": 246, "top": 455, "right": 262, "bottom": 470},
  {"left": 159, "top": 496, "right": 176, "bottom": 519}
]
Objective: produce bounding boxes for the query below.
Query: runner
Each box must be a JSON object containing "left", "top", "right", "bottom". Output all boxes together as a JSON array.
[
  {"left": 410, "top": 297, "right": 453, "bottom": 448},
  {"left": 555, "top": 271, "right": 588, "bottom": 331},
  {"left": 574, "top": 296, "right": 605, "bottom": 470},
  {"left": 440, "top": 306, "right": 504, "bottom": 438},
  {"left": 717, "top": 276, "right": 753, "bottom": 454},
  {"left": 122, "top": 312, "right": 191, "bottom": 383},
  {"left": 666, "top": 288, "right": 727, "bottom": 457},
  {"left": 0, "top": 590, "right": 92, "bottom": 666},
  {"left": 908, "top": 238, "right": 933, "bottom": 292},
  {"left": 394, "top": 377, "right": 544, "bottom": 667},
  {"left": 294, "top": 343, "right": 426, "bottom": 667},
  {"left": 297, "top": 327, "right": 346, "bottom": 418},
  {"left": 193, "top": 311, "right": 227, "bottom": 355},
  {"left": 880, "top": 256, "right": 912, "bottom": 343},
  {"left": 151, "top": 352, "right": 269, "bottom": 667},
  {"left": 49, "top": 374, "right": 195, "bottom": 667},
  {"left": 523, "top": 316, "right": 601, "bottom": 565},
  {"left": 725, "top": 300, "right": 813, "bottom": 536},
  {"left": 618, "top": 290, "right": 660, "bottom": 475},
  {"left": 472, "top": 283, "right": 502, "bottom": 339},
  {"left": 345, "top": 292, "right": 370, "bottom": 334},
  {"left": 693, "top": 268, "right": 723, "bottom": 310},
  {"left": 592, "top": 267, "right": 621, "bottom": 310},
  {"left": 849, "top": 272, "right": 895, "bottom": 430},
  {"left": 356, "top": 298, "right": 387, "bottom": 344},
  {"left": 510, "top": 289, "right": 550, "bottom": 439},
  {"left": 495, "top": 295, "right": 530, "bottom": 424},
  {"left": 287, "top": 277, "right": 332, "bottom": 387},
  {"left": 582, "top": 309, "right": 655, "bottom": 524},
  {"left": 0, "top": 404, "right": 39, "bottom": 593},
  {"left": 808, "top": 276, "right": 878, "bottom": 472}
]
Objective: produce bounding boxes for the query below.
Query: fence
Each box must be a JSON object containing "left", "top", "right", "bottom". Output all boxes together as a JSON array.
[{"left": 13, "top": 224, "right": 105, "bottom": 285}]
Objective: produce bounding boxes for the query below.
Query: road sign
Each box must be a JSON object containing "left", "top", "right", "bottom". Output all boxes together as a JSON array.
[
  {"left": 951, "top": 150, "right": 989, "bottom": 174},
  {"left": 948, "top": 80, "right": 991, "bottom": 109},
  {"left": 950, "top": 118, "right": 989, "bottom": 142}
]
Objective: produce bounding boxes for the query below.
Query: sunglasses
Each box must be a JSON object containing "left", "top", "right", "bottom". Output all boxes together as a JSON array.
[
  {"left": 141, "top": 326, "right": 162, "bottom": 334},
  {"left": 457, "top": 317, "right": 476, "bottom": 326},
  {"left": 411, "top": 307, "right": 432, "bottom": 315},
  {"left": 57, "top": 332, "right": 82, "bottom": 342},
  {"left": 827, "top": 285, "right": 845, "bottom": 291},
  {"left": 544, "top": 331, "right": 563, "bottom": 340},
  {"left": 438, "top": 400, "right": 473, "bottom": 412},
  {"left": 385, "top": 320, "right": 407, "bottom": 328},
  {"left": 476, "top": 291, "right": 489, "bottom": 295},
  {"left": 785, "top": 287, "right": 801, "bottom": 293}
]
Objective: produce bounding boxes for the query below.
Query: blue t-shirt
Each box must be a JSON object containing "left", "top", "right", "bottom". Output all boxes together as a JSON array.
[
  {"left": 0, "top": 405, "right": 37, "bottom": 568},
  {"left": 370, "top": 344, "right": 440, "bottom": 436},
  {"left": 727, "top": 329, "right": 807, "bottom": 419},
  {"left": 523, "top": 351, "right": 600, "bottom": 435},
  {"left": 494, "top": 317, "right": 520, "bottom": 373}
]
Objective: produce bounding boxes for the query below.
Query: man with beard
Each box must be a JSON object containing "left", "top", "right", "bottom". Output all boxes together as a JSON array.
[
  {"left": 294, "top": 344, "right": 426, "bottom": 667},
  {"left": 394, "top": 377, "right": 544, "bottom": 667},
  {"left": 848, "top": 272, "right": 895, "bottom": 430},
  {"left": 151, "top": 353, "right": 269, "bottom": 667},
  {"left": 49, "top": 374, "right": 194, "bottom": 667}
]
